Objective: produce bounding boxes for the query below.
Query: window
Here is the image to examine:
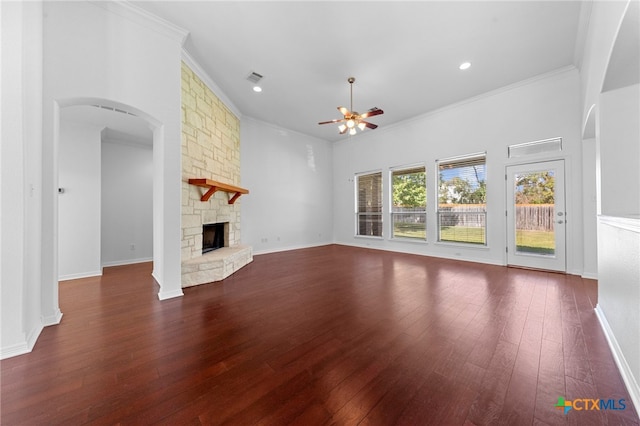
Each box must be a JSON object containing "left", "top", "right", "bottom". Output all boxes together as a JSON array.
[
  {"left": 356, "top": 171, "right": 383, "bottom": 237},
  {"left": 437, "top": 153, "right": 487, "bottom": 245},
  {"left": 391, "top": 166, "right": 426, "bottom": 240}
]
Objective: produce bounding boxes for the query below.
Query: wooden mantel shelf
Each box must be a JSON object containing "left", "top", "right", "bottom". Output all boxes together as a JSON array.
[{"left": 188, "top": 179, "right": 249, "bottom": 204}]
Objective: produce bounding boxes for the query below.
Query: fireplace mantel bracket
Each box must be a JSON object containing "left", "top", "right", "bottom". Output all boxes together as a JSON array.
[{"left": 188, "top": 179, "right": 249, "bottom": 204}]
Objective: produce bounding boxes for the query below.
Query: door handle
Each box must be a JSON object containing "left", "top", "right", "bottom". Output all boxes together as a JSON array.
[{"left": 556, "top": 220, "right": 564, "bottom": 224}]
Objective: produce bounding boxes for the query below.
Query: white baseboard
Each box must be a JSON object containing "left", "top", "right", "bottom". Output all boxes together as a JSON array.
[
  {"left": 595, "top": 304, "right": 640, "bottom": 418},
  {"left": 157, "top": 288, "right": 184, "bottom": 300},
  {"left": 581, "top": 271, "right": 598, "bottom": 280},
  {"left": 101, "top": 257, "right": 153, "bottom": 268},
  {"left": 0, "top": 321, "right": 45, "bottom": 360},
  {"left": 0, "top": 340, "right": 30, "bottom": 360},
  {"left": 58, "top": 270, "right": 102, "bottom": 281},
  {"left": 26, "top": 322, "right": 44, "bottom": 350},
  {"left": 252, "top": 242, "right": 332, "bottom": 256},
  {"left": 334, "top": 241, "right": 505, "bottom": 267},
  {"left": 42, "top": 308, "right": 63, "bottom": 326}
]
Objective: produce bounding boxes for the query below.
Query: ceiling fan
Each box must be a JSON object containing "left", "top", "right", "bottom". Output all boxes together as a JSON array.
[{"left": 318, "top": 77, "right": 384, "bottom": 135}]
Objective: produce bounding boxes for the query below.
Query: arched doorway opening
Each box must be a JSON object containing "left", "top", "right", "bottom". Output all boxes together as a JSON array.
[
  {"left": 49, "top": 97, "right": 180, "bottom": 319},
  {"left": 58, "top": 102, "right": 154, "bottom": 281}
]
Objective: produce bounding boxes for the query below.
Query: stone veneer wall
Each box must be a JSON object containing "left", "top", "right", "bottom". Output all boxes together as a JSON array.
[{"left": 181, "top": 61, "right": 243, "bottom": 261}]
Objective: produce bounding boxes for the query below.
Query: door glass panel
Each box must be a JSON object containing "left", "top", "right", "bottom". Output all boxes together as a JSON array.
[{"left": 514, "top": 170, "right": 555, "bottom": 255}]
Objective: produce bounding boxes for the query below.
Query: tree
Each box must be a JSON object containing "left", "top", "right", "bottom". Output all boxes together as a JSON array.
[
  {"left": 393, "top": 171, "right": 426, "bottom": 207},
  {"left": 515, "top": 172, "right": 554, "bottom": 204},
  {"left": 439, "top": 166, "right": 486, "bottom": 204}
]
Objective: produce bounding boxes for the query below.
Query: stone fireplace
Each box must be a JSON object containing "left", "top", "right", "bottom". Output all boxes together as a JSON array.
[{"left": 180, "top": 61, "right": 252, "bottom": 288}]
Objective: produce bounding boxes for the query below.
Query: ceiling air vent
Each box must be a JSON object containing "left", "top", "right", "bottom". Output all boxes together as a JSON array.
[
  {"left": 91, "top": 104, "right": 137, "bottom": 117},
  {"left": 508, "top": 137, "right": 562, "bottom": 158},
  {"left": 246, "top": 71, "right": 263, "bottom": 84}
]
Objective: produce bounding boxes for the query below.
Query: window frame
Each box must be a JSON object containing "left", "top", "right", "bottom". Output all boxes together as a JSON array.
[
  {"left": 355, "top": 170, "right": 384, "bottom": 238},
  {"left": 389, "top": 164, "right": 427, "bottom": 242},
  {"left": 436, "top": 152, "right": 488, "bottom": 246}
]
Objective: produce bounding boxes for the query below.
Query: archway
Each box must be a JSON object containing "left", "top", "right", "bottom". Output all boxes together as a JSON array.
[
  {"left": 49, "top": 98, "right": 180, "bottom": 319},
  {"left": 58, "top": 102, "right": 154, "bottom": 282}
]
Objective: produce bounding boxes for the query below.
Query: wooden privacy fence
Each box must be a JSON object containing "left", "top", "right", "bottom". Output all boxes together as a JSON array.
[
  {"left": 515, "top": 204, "right": 555, "bottom": 231},
  {"left": 433, "top": 204, "right": 555, "bottom": 231},
  {"left": 392, "top": 207, "right": 426, "bottom": 223},
  {"left": 437, "top": 204, "right": 486, "bottom": 228}
]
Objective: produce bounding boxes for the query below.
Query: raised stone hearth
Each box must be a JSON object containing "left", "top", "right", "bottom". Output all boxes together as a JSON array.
[{"left": 181, "top": 245, "right": 253, "bottom": 288}]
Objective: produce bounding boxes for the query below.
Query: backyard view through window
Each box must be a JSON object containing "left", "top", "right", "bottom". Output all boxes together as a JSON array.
[
  {"left": 437, "top": 154, "right": 486, "bottom": 244},
  {"left": 514, "top": 171, "right": 555, "bottom": 255},
  {"left": 356, "top": 172, "right": 383, "bottom": 237},
  {"left": 391, "top": 166, "right": 426, "bottom": 240}
]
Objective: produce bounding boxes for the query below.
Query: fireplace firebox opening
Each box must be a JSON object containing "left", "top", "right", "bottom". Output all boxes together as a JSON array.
[{"left": 202, "top": 222, "right": 227, "bottom": 254}]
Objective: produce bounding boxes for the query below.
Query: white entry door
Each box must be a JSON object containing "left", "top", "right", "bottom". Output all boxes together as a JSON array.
[{"left": 506, "top": 160, "right": 566, "bottom": 272}]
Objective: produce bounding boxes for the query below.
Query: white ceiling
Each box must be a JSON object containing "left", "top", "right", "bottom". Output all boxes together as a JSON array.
[
  {"left": 67, "top": 1, "right": 586, "bottom": 143},
  {"left": 128, "top": 1, "right": 585, "bottom": 142}
]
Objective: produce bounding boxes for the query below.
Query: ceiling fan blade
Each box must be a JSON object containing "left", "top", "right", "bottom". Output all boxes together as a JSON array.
[
  {"left": 338, "top": 106, "right": 350, "bottom": 116},
  {"left": 318, "top": 118, "right": 347, "bottom": 125},
  {"left": 361, "top": 120, "right": 378, "bottom": 130},
  {"left": 359, "top": 107, "right": 384, "bottom": 119}
]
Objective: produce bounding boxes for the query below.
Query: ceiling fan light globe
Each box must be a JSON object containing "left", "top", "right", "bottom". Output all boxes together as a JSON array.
[
  {"left": 346, "top": 119, "right": 355, "bottom": 128},
  {"left": 338, "top": 124, "right": 347, "bottom": 133},
  {"left": 349, "top": 128, "right": 357, "bottom": 135},
  {"left": 357, "top": 122, "right": 366, "bottom": 131}
]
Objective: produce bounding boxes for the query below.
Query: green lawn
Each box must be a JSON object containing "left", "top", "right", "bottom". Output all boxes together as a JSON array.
[
  {"left": 393, "top": 224, "right": 485, "bottom": 243},
  {"left": 393, "top": 223, "right": 426, "bottom": 239},
  {"left": 516, "top": 230, "right": 555, "bottom": 255},
  {"left": 394, "top": 224, "right": 554, "bottom": 253},
  {"left": 439, "top": 226, "right": 485, "bottom": 244}
]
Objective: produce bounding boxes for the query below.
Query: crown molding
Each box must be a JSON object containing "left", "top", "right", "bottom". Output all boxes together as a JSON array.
[{"left": 89, "top": 1, "right": 189, "bottom": 46}]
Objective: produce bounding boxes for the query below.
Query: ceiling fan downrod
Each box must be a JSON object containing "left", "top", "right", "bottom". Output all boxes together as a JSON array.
[{"left": 348, "top": 77, "right": 355, "bottom": 113}]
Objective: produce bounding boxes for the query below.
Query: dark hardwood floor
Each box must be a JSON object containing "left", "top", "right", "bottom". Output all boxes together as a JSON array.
[{"left": 2, "top": 245, "right": 638, "bottom": 425}]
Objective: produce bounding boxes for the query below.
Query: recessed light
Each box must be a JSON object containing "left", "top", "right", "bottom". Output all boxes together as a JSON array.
[
  {"left": 459, "top": 62, "right": 471, "bottom": 70},
  {"left": 253, "top": 86, "right": 262, "bottom": 93}
]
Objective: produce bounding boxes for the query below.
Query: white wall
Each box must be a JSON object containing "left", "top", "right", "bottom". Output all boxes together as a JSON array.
[
  {"left": 332, "top": 69, "right": 584, "bottom": 271},
  {"left": 595, "top": 84, "right": 640, "bottom": 413},
  {"left": 58, "top": 121, "right": 102, "bottom": 280},
  {"left": 101, "top": 138, "right": 153, "bottom": 267},
  {"left": 596, "top": 217, "right": 640, "bottom": 412},
  {"left": 42, "top": 1, "right": 186, "bottom": 305},
  {"left": 241, "top": 118, "right": 334, "bottom": 254},
  {"left": 599, "top": 84, "right": 640, "bottom": 216},
  {"left": 1, "top": 1, "right": 45, "bottom": 359},
  {"left": 2, "top": 0, "right": 188, "bottom": 358},
  {"left": 579, "top": 0, "right": 640, "bottom": 412},
  {"left": 582, "top": 138, "right": 598, "bottom": 279}
]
